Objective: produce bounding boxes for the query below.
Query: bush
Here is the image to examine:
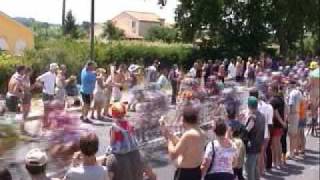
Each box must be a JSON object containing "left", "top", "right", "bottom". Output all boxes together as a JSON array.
[{"left": 0, "top": 39, "right": 195, "bottom": 92}]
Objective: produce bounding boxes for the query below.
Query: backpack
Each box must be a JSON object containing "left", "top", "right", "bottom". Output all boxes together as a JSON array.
[
  {"left": 241, "top": 114, "right": 256, "bottom": 146},
  {"left": 110, "top": 123, "right": 139, "bottom": 155}
]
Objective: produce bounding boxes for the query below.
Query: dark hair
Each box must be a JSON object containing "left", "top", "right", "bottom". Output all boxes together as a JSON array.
[
  {"left": 182, "top": 106, "right": 199, "bottom": 124},
  {"left": 25, "top": 164, "right": 46, "bottom": 176},
  {"left": 87, "top": 61, "right": 96, "bottom": 67},
  {"left": 231, "top": 127, "right": 241, "bottom": 138},
  {"left": 16, "top": 65, "right": 26, "bottom": 73},
  {"left": 226, "top": 107, "right": 236, "bottom": 119},
  {"left": 0, "top": 168, "right": 12, "bottom": 180},
  {"left": 249, "top": 88, "right": 259, "bottom": 99},
  {"left": 214, "top": 119, "right": 227, "bottom": 137},
  {"left": 79, "top": 133, "right": 99, "bottom": 156}
]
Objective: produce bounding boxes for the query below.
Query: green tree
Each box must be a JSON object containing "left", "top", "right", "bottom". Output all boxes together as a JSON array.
[
  {"left": 146, "top": 26, "right": 179, "bottom": 43},
  {"left": 63, "top": 10, "right": 79, "bottom": 38},
  {"left": 101, "top": 21, "right": 125, "bottom": 40}
]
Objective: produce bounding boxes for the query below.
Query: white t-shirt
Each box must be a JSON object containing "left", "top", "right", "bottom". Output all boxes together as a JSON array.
[
  {"left": 204, "top": 140, "right": 237, "bottom": 174},
  {"left": 258, "top": 100, "right": 274, "bottom": 139},
  {"left": 189, "top": 67, "right": 197, "bottom": 78},
  {"left": 38, "top": 71, "right": 56, "bottom": 95},
  {"left": 288, "top": 88, "right": 302, "bottom": 114},
  {"left": 228, "top": 63, "right": 236, "bottom": 78},
  {"left": 64, "top": 165, "right": 108, "bottom": 180}
]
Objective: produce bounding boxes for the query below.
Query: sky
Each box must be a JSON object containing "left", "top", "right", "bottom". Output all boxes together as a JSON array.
[{"left": 0, "top": 0, "right": 178, "bottom": 24}]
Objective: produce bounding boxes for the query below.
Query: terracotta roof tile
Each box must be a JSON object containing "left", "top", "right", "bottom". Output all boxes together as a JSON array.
[{"left": 125, "top": 11, "right": 161, "bottom": 22}]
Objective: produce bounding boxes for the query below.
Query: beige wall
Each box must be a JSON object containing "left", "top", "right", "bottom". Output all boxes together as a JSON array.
[
  {"left": 138, "top": 21, "right": 160, "bottom": 37},
  {"left": 0, "top": 13, "right": 34, "bottom": 55},
  {"left": 112, "top": 13, "right": 138, "bottom": 37}
]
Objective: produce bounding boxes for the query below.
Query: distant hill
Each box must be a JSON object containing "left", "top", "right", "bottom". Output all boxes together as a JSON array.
[{"left": 13, "top": 17, "right": 60, "bottom": 28}]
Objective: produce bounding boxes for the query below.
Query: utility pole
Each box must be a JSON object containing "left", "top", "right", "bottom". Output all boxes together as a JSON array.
[
  {"left": 62, "top": 0, "right": 66, "bottom": 27},
  {"left": 90, "top": 0, "right": 95, "bottom": 61}
]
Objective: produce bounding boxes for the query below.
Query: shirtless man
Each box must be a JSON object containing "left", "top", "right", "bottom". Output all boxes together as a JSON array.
[
  {"left": 6, "top": 65, "right": 25, "bottom": 113},
  {"left": 161, "top": 106, "right": 206, "bottom": 180},
  {"left": 111, "top": 64, "right": 126, "bottom": 102}
]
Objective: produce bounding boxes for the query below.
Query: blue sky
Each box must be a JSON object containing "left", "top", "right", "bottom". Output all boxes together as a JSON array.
[{"left": 0, "top": 0, "right": 178, "bottom": 24}]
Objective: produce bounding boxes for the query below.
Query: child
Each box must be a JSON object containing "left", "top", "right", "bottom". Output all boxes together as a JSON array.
[
  {"left": 231, "top": 124, "right": 245, "bottom": 180},
  {"left": 91, "top": 68, "right": 107, "bottom": 120},
  {"left": 297, "top": 90, "right": 307, "bottom": 156}
]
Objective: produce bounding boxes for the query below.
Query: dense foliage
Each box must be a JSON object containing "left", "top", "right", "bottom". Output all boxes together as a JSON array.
[
  {"left": 146, "top": 26, "right": 179, "bottom": 43},
  {"left": 175, "top": 0, "right": 319, "bottom": 56},
  {"left": 101, "top": 21, "right": 125, "bottom": 40}
]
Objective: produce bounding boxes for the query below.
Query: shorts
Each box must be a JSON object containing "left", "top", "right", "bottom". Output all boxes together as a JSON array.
[
  {"left": 272, "top": 128, "right": 283, "bottom": 137},
  {"left": 42, "top": 93, "right": 54, "bottom": 103},
  {"left": 205, "top": 172, "right": 234, "bottom": 180},
  {"left": 5, "top": 95, "right": 19, "bottom": 112},
  {"left": 175, "top": 166, "right": 202, "bottom": 180},
  {"left": 288, "top": 114, "right": 299, "bottom": 135},
  {"left": 81, "top": 92, "right": 92, "bottom": 105},
  {"left": 298, "top": 119, "right": 306, "bottom": 128},
  {"left": 22, "top": 92, "right": 32, "bottom": 105}
]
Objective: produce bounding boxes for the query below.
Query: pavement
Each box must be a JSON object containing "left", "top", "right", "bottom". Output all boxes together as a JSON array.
[{"left": 1, "top": 86, "right": 320, "bottom": 180}]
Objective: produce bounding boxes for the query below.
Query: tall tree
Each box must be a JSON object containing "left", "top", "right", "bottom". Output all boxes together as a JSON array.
[
  {"left": 101, "top": 21, "right": 124, "bottom": 40},
  {"left": 146, "top": 26, "right": 179, "bottom": 43},
  {"left": 63, "top": 10, "right": 78, "bottom": 38}
]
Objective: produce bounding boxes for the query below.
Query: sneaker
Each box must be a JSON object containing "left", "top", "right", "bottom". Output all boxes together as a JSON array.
[{"left": 82, "top": 118, "right": 93, "bottom": 124}]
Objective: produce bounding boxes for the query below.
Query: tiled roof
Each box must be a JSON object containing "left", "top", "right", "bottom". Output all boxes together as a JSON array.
[{"left": 124, "top": 11, "right": 161, "bottom": 22}]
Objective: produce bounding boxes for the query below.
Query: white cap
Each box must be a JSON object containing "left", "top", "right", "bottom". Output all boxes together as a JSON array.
[
  {"left": 49, "top": 63, "right": 58, "bottom": 71},
  {"left": 128, "top": 64, "right": 140, "bottom": 72},
  {"left": 25, "top": 148, "right": 48, "bottom": 166}
]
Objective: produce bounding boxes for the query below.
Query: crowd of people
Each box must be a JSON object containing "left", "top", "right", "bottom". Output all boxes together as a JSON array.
[{"left": 0, "top": 54, "right": 319, "bottom": 180}]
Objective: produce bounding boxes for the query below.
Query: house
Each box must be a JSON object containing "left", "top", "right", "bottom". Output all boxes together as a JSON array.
[
  {"left": 0, "top": 11, "right": 34, "bottom": 55},
  {"left": 112, "top": 11, "right": 165, "bottom": 39}
]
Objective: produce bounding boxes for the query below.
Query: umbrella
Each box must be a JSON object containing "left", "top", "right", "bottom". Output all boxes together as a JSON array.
[{"left": 309, "top": 68, "right": 320, "bottom": 78}]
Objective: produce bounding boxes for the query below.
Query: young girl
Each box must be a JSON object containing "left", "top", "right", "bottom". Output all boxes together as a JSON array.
[
  {"left": 91, "top": 68, "right": 107, "bottom": 120},
  {"left": 231, "top": 125, "right": 245, "bottom": 180}
]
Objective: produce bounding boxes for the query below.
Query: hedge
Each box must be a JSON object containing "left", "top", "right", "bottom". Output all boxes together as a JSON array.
[{"left": 0, "top": 39, "right": 195, "bottom": 92}]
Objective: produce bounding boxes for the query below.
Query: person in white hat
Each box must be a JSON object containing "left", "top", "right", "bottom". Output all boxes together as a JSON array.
[
  {"left": 36, "top": 63, "right": 58, "bottom": 130},
  {"left": 25, "top": 148, "right": 52, "bottom": 180}
]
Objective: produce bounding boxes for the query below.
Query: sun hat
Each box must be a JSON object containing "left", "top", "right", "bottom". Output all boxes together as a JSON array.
[
  {"left": 25, "top": 148, "right": 48, "bottom": 166},
  {"left": 49, "top": 63, "right": 58, "bottom": 71},
  {"left": 309, "top": 61, "right": 318, "bottom": 70},
  {"left": 128, "top": 64, "right": 140, "bottom": 72}
]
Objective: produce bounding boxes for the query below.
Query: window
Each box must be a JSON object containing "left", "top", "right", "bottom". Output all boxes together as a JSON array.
[
  {"left": 0, "top": 37, "right": 9, "bottom": 51},
  {"left": 132, "top": 21, "right": 136, "bottom": 33}
]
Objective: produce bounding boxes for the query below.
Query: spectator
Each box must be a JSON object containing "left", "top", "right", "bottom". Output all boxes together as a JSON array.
[
  {"left": 0, "top": 167, "right": 12, "bottom": 180},
  {"left": 168, "top": 64, "right": 180, "bottom": 105},
  {"left": 55, "top": 64, "right": 67, "bottom": 103},
  {"left": 161, "top": 105, "right": 206, "bottom": 180},
  {"left": 91, "top": 68, "right": 107, "bottom": 120},
  {"left": 25, "top": 148, "right": 52, "bottom": 180},
  {"left": 245, "top": 96, "right": 265, "bottom": 180},
  {"left": 21, "top": 67, "right": 33, "bottom": 136},
  {"left": 231, "top": 125, "right": 246, "bottom": 180},
  {"left": 249, "top": 89, "right": 273, "bottom": 174},
  {"left": 6, "top": 65, "right": 25, "bottom": 113},
  {"left": 36, "top": 63, "right": 58, "bottom": 129},
  {"left": 218, "top": 63, "right": 225, "bottom": 84},
  {"left": 269, "top": 85, "right": 286, "bottom": 168},
  {"left": 80, "top": 61, "right": 97, "bottom": 123},
  {"left": 111, "top": 64, "right": 126, "bottom": 103},
  {"left": 106, "top": 102, "right": 156, "bottom": 180},
  {"left": 64, "top": 133, "right": 108, "bottom": 180},
  {"left": 287, "top": 80, "right": 302, "bottom": 158},
  {"left": 201, "top": 119, "right": 237, "bottom": 180},
  {"left": 188, "top": 62, "right": 198, "bottom": 78},
  {"left": 204, "top": 60, "right": 213, "bottom": 86}
]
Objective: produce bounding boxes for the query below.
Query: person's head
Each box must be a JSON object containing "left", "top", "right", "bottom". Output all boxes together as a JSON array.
[
  {"left": 79, "top": 133, "right": 99, "bottom": 157},
  {"left": 86, "top": 61, "right": 96, "bottom": 71},
  {"left": 226, "top": 106, "right": 236, "bottom": 120},
  {"left": 208, "top": 60, "right": 213, "bottom": 64},
  {"left": 16, "top": 65, "right": 26, "bottom": 75},
  {"left": 249, "top": 88, "right": 259, "bottom": 99},
  {"left": 182, "top": 106, "right": 199, "bottom": 126},
  {"left": 214, "top": 119, "right": 227, "bottom": 137},
  {"left": 231, "top": 124, "right": 241, "bottom": 138},
  {"left": 59, "top": 64, "right": 67, "bottom": 73},
  {"left": 0, "top": 167, "right": 12, "bottom": 180},
  {"left": 96, "top": 68, "right": 106, "bottom": 77},
  {"left": 25, "top": 148, "right": 48, "bottom": 176},
  {"left": 247, "top": 96, "right": 258, "bottom": 111},
  {"left": 25, "top": 67, "right": 32, "bottom": 76},
  {"left": 110, "top": 102, "right": 127, "bottom": 119},
  {"left": 194, "top": 62, "right": 198, "bottom": 68},
  {"left": 49, "top": 63, "right": 58, "bottom": 73},
  {"left": 173, "top": 64, "right": 178, "bottom": 70}
]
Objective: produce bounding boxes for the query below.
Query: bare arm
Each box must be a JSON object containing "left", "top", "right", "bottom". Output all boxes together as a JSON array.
[
  {"left": 274, "top": 109, "right": 286, "bottom": 127},
  {"left": 167, "top": 133, "right": 188, "bottom": 160}
]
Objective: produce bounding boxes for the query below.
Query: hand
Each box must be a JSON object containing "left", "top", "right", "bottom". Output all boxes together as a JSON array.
[{"left": 71, "top": 151, "right": 82, "bottom": 167}]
